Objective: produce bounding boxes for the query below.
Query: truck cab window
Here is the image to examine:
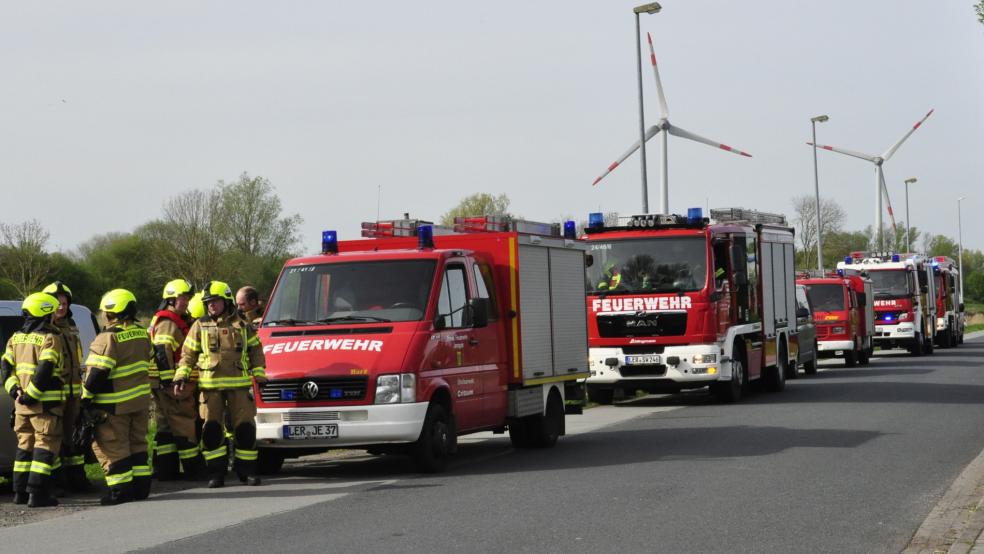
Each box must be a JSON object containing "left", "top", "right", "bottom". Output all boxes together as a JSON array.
[
  {"left": 473, "top": 262, "right": 498, "bottom": 321},
  {"left": 437, "top": 265, "right": 469, "bottom": 328},
  {"left": 712, "top": 240, "right": 730, "bottom": 291}
]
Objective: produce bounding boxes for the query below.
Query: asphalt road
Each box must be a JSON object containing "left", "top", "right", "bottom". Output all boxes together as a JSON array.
[{"left": 9, "top": 338, "right": 984, "bottom": 553}]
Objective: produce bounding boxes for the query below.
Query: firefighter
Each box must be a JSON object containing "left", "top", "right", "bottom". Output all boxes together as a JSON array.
[
  {"left": 174, "top": 280, "right": 267, "bottom": 488},
  {"left": 236, "top": 286, "right": 264, "bottom": 326},
  {"left": 41, "top": 281, "right": 95, "bottom": 493},
  {"left": 83, "top": 289, "right": 154, "bottom": 505},
  {"left": 1, "top": 292, "right": 68, "bottom": 507},
  {"left": 597, "top": 261, "right": 623, "bottom": 291},
  {"left": 149, "top": 279, "right": 204, "bottom": 480}
]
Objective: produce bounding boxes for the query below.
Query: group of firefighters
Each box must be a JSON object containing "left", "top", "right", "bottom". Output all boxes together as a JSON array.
[{"left": 1, "top": 278, "right": 267, "bottom": 507}]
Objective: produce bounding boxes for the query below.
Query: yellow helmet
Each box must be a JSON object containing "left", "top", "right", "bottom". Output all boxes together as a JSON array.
[
  {"left": 42, "top": 281, "right": 73, "bottom": 304},
  {"left": 162, "top": 279, "right": 193, "bottom": 299},
  {"left": 22, "top": 292, "right": 59, "bottom": 319},
  {"left": 188, "top": 292, "right": 205, "bottom": 319},
  {"left": 100, "top": 289, "right": 137, "bottom": 315},
  {"left": 202, "top": 280, "right": 233, "bottom": 304}
]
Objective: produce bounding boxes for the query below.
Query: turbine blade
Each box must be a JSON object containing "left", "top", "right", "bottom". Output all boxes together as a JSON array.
[
  {"left": 879, "top": 169, "right": 899, "bottom": 244},
  {"left": 668, "top": 125, "right": 752, "bottom": 157},
  {"left": 882, "top": 109, "right": 934, "bottom": 161},
  {"left": 646, "top": 32, "right": 669, "bottom": 119},
  {"left": 591, "top": 125, "right": 662, "bottom": 186},
  {"left": 807, "top": 142, "right": 878, "bottom": 163}
]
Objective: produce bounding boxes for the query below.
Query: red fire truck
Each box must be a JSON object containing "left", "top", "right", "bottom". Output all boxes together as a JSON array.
[
  {"left": 582, "top": 208, "right": 798, "bottom": 404},
  {"left": 932, "top": 256, "right": 964, "bottom": 347},
  {"left": 837, "top": 252, "right": 937, "bottom": 356},
  {"left": 797, "top": 274, "right": 874, "bottom": 368},
  {"left": 253, "top": 216, "right": 589, "bottom": 473}
]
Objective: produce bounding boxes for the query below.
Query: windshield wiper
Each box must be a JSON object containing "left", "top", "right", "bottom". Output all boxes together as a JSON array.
[
  {"left": 316, "top": 315, "right": 392, "bottom": 324},
  {"left": 263, "top": 318, "right": 315, "bottom": 327}
]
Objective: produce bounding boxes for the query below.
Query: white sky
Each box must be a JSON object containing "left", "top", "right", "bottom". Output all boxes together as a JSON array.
[{"left": 2, "top": 1, "right": 982, "bottom": 254}]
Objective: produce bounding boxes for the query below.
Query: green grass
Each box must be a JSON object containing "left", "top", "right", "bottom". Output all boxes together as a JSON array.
[
  {"left": 964, "top": 303, "right": 984, "bottom": 315},
  {"left": 966, "top": 323, "right": 984, "bottom": 333}
]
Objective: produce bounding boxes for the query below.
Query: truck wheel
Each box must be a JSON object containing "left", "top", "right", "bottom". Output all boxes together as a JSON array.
[
  {"left": 533, "top": 392, "right": 564, "bottom": 448},
  {"left": 713, "top": 351, "right": 744, "bottom": 403},
  {"left": 844, "top": 349, "right": 857, "bottom": 367},
  {"left": 923, "top": 334, "right": 934, "bottom": 355},
  {"left": 588, "top": 386, "right": 614, "bottom": 405},
  {"left": 784, "top": 350, "right": 798, "bottom": 380},
  {"left": 256, "top": 449, "right": 285, "bottom": 475},
  {"left": 411, "top": 403, "right": 452, "bottom": 473},
  {"left": 908, "top": 333, "right": 923, "bottom": 357},
  {"left": 765, "top": 343, "right": 787, "bottom": 392},
  {"left": 858, "top": 347, "right": 870, "bottom": 365},
  {"left": 804, "top": 340, "right": 818, "bottom": 375}
]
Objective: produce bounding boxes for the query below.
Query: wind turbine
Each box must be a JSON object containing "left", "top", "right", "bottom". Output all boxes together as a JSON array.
[
  {"left": 591, "top": 32, "right": 752, "bottom": 214},
  {"left": 807, "top": 109, "right": 933, "bottom": 251}
]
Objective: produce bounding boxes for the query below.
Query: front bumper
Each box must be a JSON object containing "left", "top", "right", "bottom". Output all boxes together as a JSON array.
[
  {"left": 874, "top": 323, "right": 915, "bottom": 341},
  {"left": 818, "top": 340, "right": 854, "bottom": 353},
  {"left": 256, "top": 402, "right": 428, "bottom": 449},
  {"left": 585, "top": 344, "right": 728, "bottom": 387}
]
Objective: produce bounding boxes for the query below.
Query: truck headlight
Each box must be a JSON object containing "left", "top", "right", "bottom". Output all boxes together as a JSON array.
[
  {"left": 375, "top": 373, "right": 416, "bottom": 404},
  {"left": 692, "top": 354, "right": 717, "bottom": 364},
  {"left": 832, "top": 326, "right": 845, "bottom": 334}
]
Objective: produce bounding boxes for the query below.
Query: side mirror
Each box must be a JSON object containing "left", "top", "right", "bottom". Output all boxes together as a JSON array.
[
  {"left": 796, "top": 307, "right": 810, "bottom": 318},
  {"left": 585, "top": 254, "right": 594, "bottom": 268},
  {"left": 433, "top": 316, "right": 447, "bottom": 331},
  {"left": 469, "top": 298, "right": 489, "bottom": 328}
]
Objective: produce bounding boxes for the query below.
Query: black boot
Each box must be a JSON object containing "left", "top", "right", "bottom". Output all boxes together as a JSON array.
[
  {"left": 180, "top": 454, "right": 205, "bottom": 481},
  {"left": 207, "top": 474, "right": 225, "bottom": 489},
  {"left": 153, "top": 435, "right": 180, "bottom": 481},
  {"left": 27, "top": 489, "right": 59, "bottom": 508},
  {"left": 100, "top": 482, "right": 133, "bottom": 506},
  {"left": 12, "top": 491, "right": 28, "bottom": 505},
  {"left": 131, "top": 453, "right": 152, "bottom": 500},
  {"left": 246, "top": 475, "right": 261, "bottom": 486},
  {"left": 65, "top": 465, "right": 96, "bottom": 493},
  {"left": 26, "top": 448, "right": 59, "bottom": 507}
]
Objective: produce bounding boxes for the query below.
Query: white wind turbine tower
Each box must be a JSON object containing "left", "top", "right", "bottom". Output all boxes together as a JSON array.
[
  {"left": 592, "top": 32, "right": 752, "bottom": 214},
  {"left": 808, "top": 109, "right": 934, "bottom": 251}
]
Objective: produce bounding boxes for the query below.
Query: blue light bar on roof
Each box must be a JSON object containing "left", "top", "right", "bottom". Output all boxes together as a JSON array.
[
  {"left": 417, "top": 225, "right": 435, "bottom": 249},
  {"left": 322, "top": 230, "right": 338, "bottom": 254},
  {"left": 891, "top": 254, "right": 901, "bottom": 262},
  {"left": 588, "top": 212, "right": 605, "bottom": 229},
  {"left": 844, "top": 256, "right": 852, "bottom": 265},
  {"left": 563, "top": 220, "right": 577, "bottom": 239},
  {"left": 687, "top": 207, "right": 703, "bottom": 225}
]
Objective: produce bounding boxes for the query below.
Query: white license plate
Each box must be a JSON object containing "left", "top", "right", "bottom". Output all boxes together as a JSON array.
[
  {"left": 283, "top": 424, "right": 339, "bottom": 440},
  {"left": 625, "top": 354, "right": 661, "bottom": 365}
]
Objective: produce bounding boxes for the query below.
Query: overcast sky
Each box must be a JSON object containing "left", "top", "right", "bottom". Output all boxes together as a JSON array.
[{"left": 2, "top": 1, "right": 982, "bottom": 255}]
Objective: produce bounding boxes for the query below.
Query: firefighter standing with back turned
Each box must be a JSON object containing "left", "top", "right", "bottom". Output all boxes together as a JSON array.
[
  {"left": 83, "top": 289, "right": 154, "bottom": 505},
  {"left": 1, "top": 293, "right": 68, "bottom": 507},
  {"left": 174, "top": 280, "right": 267, "bottom": 488},
  {"left": 149, "top": 279, "right": 205, "bottom": 480},
  {"left": 42, "top": 281, "right": 95, "bottom": 493}
]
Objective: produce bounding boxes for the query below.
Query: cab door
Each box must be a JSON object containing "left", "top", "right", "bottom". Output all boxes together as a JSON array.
[{"left": 469, "top": 260, "right": 506, "bottom": 428}]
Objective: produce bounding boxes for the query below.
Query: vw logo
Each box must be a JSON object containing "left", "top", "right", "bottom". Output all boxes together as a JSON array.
[{"left": 301, "top": 381, "right": 320, "bottom": 400}]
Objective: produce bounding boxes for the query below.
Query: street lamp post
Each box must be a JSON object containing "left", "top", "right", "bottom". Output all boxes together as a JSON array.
[
  {"left": 811, "top": 114, "right": 829, "bottom": 273},
  {"left": 903, "top": 177, "right": 917, "bottom": 251},
  {"left": 958, "top": 196, "right": 965, "bottom": 304},
  {"left": 634, "top": 2, "right": 661, "bottom": 214}
]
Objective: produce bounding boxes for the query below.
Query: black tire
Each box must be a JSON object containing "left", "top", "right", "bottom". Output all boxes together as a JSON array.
[
  {"left": 508, "top": 417, "right": 534, "bottom": 448},
  {"left": 844, "top": 348, "right": 857, "bottom": 367},
  {"left": 713, "top": 348, "right": 744, "bottom": 403},
  {"left": 256, "top": 449, "right": 285, "bottom": 475},
  {"left": 923, "top": 333, "right": 934, "bottom": 355},
  {"left": 784, "top": 347, "right": 798, "bottom": 380},
  {"left": 765, "top": 343, "right": 787, "bottom": 392},
  {"left": 509, "top": 391, "right": 564, "bottom": 449},
  {"left": 411, "top": 403, "right": 452, "bottom": 473},
  {"left": 589, "top": 386, "right": 614, "bottom": 405},
  {"left": 804, "top": 340, "right": 818, "bottom": 375},
  {"left": 858, "top": 347, "right": 870, "bottom": 365},
  {"left": 950, "top": 322, "right": 959, "bottom": 347}
]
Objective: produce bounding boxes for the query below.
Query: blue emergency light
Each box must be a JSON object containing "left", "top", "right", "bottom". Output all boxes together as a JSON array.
[
  {"left": 891, "top": 254, "right": 901, "bottom": 262},
  {"left": 836, "top": 269, "right": 845, "bottom": 276},
  {"left": 280, "top": 390, "right": 297, "bottom": 401},
  {"left": 844, "top": 256, "right": 852, "bottom": 265},
  {"left": 588, "top": 212, "right": 605, "bottom": 229},
  {"left": 563, "top": 220, "right": 577, "bottom": 239},
  {"left": 322, "top": 230, "right": 338, "bottom": 254},
  {"left": 417, "top": 225, "right": 435, "bottom": 249},
  {"left": 687, "top": 207, "right": 703, "bottom": 225},
  {"left": 883, "top": 314, "right": 894, "bottom": 322}
]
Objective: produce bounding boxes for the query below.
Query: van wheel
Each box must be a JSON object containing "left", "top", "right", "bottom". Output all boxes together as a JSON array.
[
  {"left": 411, "top": 403, "right": 452, "bottom": 473},
  {"left": 844, "top": 349, "right": 858, "bottom": 367},
  {"left": 858, "top": 347, "right": 870, "bottom": 365},
  {"left": 256, "top": 449, "right": 285, "bottom": 475},
  {"left": 713, "top": 349, "right": 744, "bottom": 403},
  {"left": 766, "top": 343, "right": 787, "bottom": 392},
  {"left": 923, "top": 334, "right": 935, "bottom": 355}
]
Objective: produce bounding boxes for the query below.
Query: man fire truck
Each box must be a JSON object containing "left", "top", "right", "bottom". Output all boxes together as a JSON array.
[
  {"left": 797, "top": 273, "right": 874, "bottom": 368},
  {"left": 931, "top": 256, "right": 964, "bottom": 347},
  {"left": 582, "top": 208, "right": 798, "bottom": 404},
  {"left": 837, "top": 252, "right": 937, "bottom": 356},
  {"left": 252, "top": 216, "right": 588, "bottom": 473}
]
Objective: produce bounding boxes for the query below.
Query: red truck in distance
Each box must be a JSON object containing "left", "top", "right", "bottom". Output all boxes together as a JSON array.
[
  {"left": 931, "top": 256, "right": 964, "bottom": 347},
  {"left": 581, "top": 208, "right": 799, "bottom": 404},
  {"left": 253, "top": 216, "right": 589, "bottom": 473},
  {"left": 797, "top": 273, "right": 874, "bottom": 368}
]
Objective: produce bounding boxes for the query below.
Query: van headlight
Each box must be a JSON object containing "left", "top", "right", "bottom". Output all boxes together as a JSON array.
[
  {"left": 692, "top": 354, "right": 717, "bottom": 364},
  {"left": 375, "top": 373, "right": 416, "bottom": 404}
]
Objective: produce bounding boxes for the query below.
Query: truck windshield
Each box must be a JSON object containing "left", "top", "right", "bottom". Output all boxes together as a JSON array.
[
  {"left": 585, "top": 236, "right": 707, "bottom": 295},
  {"left": 868, "top": 269, "right": 911, "bottom": 299},
  {"left": 264, "top": 260, "right": 437, "bottom": 326},
  {"left": 804, "top": 284, "right": 844, "bottom": 312}
]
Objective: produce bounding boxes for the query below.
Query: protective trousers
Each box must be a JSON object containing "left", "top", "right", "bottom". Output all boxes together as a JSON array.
[
  {"left": 152, "top": 388, "right": 202, "bottom": 479},
  {"left": 59, "top": 395, "right": 91, "bottom": 492},
  {"left": 92, "top": 409, "right": 151, "bottom": 500},
  {"left": 199, "top": 388, "right": 257, "bottom": 479},
  {"left": 13, "top": 412, "right": 62, "bottom": 495}
]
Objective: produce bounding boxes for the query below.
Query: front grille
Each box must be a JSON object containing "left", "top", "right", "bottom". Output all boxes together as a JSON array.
[
  {"left": 260, "top": 377, "right": 368, "bottom": 403},
  {"left": 282, "top": 411, "right": 341, "bottom": 422},
  {"left": 816, "top": 326, "right": 830, "bottom": 339},
  {"left": 597, "top": 312, "right": 687, "bottom": 338},
  {"left": 619, "top": 364, "right": 667, "bottom": 377}
]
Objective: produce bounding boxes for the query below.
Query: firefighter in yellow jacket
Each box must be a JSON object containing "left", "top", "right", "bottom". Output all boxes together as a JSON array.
[
  {"left": 149, "top": 279, "right": 204, "bottom": 480},
  {"left": 83, "top": 289, "right": 154, "bottom": 505},
  {"left": 42, "top": 281, "right": 95, "bottom": 493},
  {"left": 174, "top": 281, "right": 266, "bottom": 488},
  {"left": 1, "top": 293, "right": 68, "bottom": 507}
]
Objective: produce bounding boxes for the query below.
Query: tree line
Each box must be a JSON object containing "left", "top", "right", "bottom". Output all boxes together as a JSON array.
[{"left": 0, "top": 173, "right": 302, "bottom": 314}]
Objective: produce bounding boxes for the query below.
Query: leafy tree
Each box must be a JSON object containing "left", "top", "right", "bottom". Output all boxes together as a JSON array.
[
  {"left": 924, "top": 234, "right": 959, "bottom": 259},
  {"left": 822, "top": 229, "right": 872, "bottom": 266},
  {"left": 78, "top": 232, "right": 160, "bottom": 314},
  {"left": 440, "top": 193, "right": 511, "bottom": 226},
  {"left": 0, "top": 220, "right": 52, "bottom": 297},
  {"left": 893, "top": 222, "right": 921, "bottom": 253},
  {"left": 977, "top": 1, "right": 984, "bottom": 25},
  {"left": 217, "top": 173, "right": 303, "bottom": 258},
  {"left": 792, "top": 196, "right": 845, "bottom": 270}
]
